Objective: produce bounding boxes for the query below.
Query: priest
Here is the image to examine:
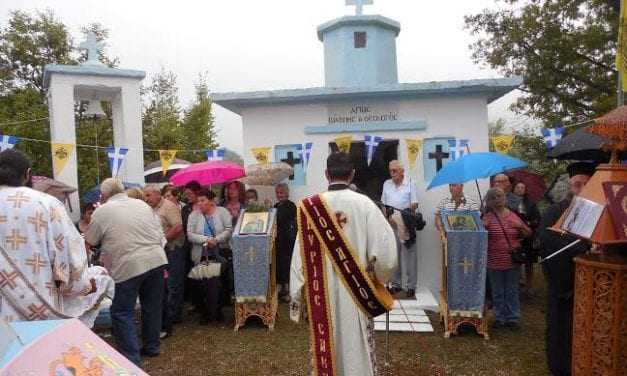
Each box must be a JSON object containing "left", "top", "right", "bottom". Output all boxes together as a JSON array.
[
  {"left": 537, "top": 162, "right": 596, "bottom": 376},
  {"left": 290, "top": 152, "right": 398, "bottom": 376}
]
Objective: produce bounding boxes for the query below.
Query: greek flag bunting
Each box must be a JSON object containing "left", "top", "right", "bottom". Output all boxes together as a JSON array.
[
  {"left": 205, "top": 148, "right": 226, "bottom": 161},
  {"left": 364, "top": 134, "right": 383, "bottom": 165},
  {"left": 541, "top": 127, "right": 564, "bottom": 149},
  {"left": 106, "top": 147, "right": 129, "bottom": 178},
  {"left": 295, "top": 142, "right": 313, "bottom": 169},
  {"left": 0, "top": 134, "right": 18, "bottom": 152},
  {"left": 447, "top": 139, "right": 469, "bottom": 160}
]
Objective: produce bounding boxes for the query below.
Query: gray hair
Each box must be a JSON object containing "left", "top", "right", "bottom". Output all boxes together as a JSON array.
[
  {"left": 276, "top": 182, "right": 289, "bottom": 191},
  {"left": 100, "top": 178, "right": 125, "bottom": 199},
  {"left": 389, "top": 160, "right": 404, "bottom": 171},
  {"left": 143, "top": 184, "right": 162, "bottom": 195}
]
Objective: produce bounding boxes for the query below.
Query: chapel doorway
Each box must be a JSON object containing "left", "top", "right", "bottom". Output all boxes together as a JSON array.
[{"left": 329, "top": 139, "right": 398, "bottom": 201}]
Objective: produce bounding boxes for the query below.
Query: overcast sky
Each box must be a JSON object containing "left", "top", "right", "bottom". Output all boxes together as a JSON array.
[{"left": 3, "top": 0, "right": 529, "bottom": 153}]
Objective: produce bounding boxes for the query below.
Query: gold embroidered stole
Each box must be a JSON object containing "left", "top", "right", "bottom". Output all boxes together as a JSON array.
[{"left": 298, "top": 194, "right": 394, "bottom": 376}]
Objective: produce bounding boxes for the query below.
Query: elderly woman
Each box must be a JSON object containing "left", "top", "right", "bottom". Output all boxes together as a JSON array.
[
  {"left": 161, "top": 184, "right": 183, "bottom": 210},
  {"left": 482, "top": 187, "right": 531, "bottom": 330},
  {"left": 187, "top": 189, "right": 233, "bottom": 322}
]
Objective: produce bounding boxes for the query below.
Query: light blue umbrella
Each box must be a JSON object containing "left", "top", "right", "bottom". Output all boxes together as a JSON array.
[{"left": 427, "top": 152, "right": 527, "bottom": 190}]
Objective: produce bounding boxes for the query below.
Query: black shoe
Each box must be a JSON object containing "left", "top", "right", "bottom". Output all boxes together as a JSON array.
[
  {"left": 140, "top": 349, "right": 160, "bottom": 358},
  {"left": 492, "top": 321, "right": 505, "bottom": 329},
  {"left": 159, "top": 330, "right": 172, "bottom": 339},
  {"left": 505, "top": 322, "right": 520, "bottom": 331}
]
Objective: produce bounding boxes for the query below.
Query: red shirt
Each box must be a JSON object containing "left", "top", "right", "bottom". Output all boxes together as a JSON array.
[{"left": 483, "top": 210, "right": 529, "bottom": 270}]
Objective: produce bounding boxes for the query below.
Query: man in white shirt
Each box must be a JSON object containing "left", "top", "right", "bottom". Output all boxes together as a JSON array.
[{"left": 381, "top": 160, "right": 419, "bottom": 298}]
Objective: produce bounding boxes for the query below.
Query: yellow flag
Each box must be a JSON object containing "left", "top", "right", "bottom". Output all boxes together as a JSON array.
[
  {"left": 334, "top": 135, "right": 353, "bottom": 154},
  {"left": 159, "top": 150, "right": 177, "bottom": 176},
  {"left": 51, "top": 143, "right": 75, "bottom": 176},
  {"left": 251, "top": 147, "right": 272, "bottom": 164},
  {"left": 491, "top": 135, "right": 515, "bottom": 154},
  {"left": 618, "top": 0, "right": 627, "bottom": 91},
  {"left": 405, "top": 138, "right": 423, "bottom": 168}
]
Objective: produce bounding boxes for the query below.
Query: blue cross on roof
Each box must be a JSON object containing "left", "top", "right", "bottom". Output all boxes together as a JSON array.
[
  {"left": 79, "top": 32, "right": 104, "bottom": 65},
  {"left": 345, "top": 0, "right": 373, "bottom": 16}
]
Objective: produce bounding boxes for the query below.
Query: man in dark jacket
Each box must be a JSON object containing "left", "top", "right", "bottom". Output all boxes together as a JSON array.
[{"left": 537, "top": 162, "right": 595, "bottom": 376}]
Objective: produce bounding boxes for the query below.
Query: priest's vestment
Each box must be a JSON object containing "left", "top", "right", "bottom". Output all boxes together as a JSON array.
[
  {"left": 290, "top": 189, "right": 397, "bottom": 376},
  {"left": 0, "top": 186, "right": 113, "bottom": 326}
]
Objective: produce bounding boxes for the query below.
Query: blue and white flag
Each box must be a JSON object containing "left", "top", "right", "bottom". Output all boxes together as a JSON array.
[
  {"left": 364, "top": 134, "right": 383, "bottom": 165},
  {"left": 447, "top": 139, "right": 469, "bottom": 160},
  {"left": 205, "top": 148, "right": 226, "bottom": 161},
  {"left": 541, "top": 126, "right": 564, "bottom": 149},
  {"left": 106, "top": 147, "right": 129, "bottom": 178},
  {"left": 0, "top": 134, "right": 18, "bottom": 152},
  {"left": 295, "top": 142, "right": 313, "bottom": 169}
]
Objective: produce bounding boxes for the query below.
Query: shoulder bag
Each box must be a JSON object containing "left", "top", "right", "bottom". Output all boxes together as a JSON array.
[{"left": 492, "top": 211, "right": 528, "bottom": 265}]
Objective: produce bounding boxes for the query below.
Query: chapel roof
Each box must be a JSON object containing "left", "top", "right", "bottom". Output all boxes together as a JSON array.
[{"left": 211, "top": 77, "right": 522, "bottom": 115}]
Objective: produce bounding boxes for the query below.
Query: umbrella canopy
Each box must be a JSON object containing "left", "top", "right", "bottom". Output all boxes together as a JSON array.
[
  {"left": 144, "top": 158, "right": 191, "bottom": 183},
  {"left": 0, "top": 319, "right": 147, "bottom": 375},
  {"left": 427, "top": 152, "right": 527, "bottom": 190},
  {"left": 240, "top": 162, "right": 294, "bottom": 186},
  {"left": 31, "top": 176, "right": 77, "bottom": 202},
  {"left": 545, "top": 127, "right": 621, "bottom": 161},
  {"left": 506, "top": 169, "right": 547, "bottom": 203},
  {"left": 82, "top": 181, "right": 142, "bottom": 203},
  {"left": 170, "top": 160, "right": 245, "bottom": 186}
]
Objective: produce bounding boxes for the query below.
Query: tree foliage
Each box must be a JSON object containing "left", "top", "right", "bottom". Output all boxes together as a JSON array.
[
  {"left": 179, "top": 74, "right": 218, "bottom": 161},
  {"left": 465, "top": 0, "right": 621, "bottom": 124}
]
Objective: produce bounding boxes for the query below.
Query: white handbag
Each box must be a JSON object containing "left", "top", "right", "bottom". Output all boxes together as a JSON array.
[{"left": 187, "top": 262, "right": 221, "bottom": 280}]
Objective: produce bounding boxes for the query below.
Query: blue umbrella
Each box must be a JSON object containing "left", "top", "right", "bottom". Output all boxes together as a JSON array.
[
  {"left": 82, "top": 182, "right": 142, "bottom": 203},
  {"left": 427, "top": 152, "right": 527, "bottom": 190}
]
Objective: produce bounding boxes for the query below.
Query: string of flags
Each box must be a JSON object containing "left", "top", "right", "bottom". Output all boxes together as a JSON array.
[
  {"left": 447, "top": 139, "right": 468, "bottom": 160},
  {"left": 489, "top": 125, "right": 566, "bottom": 155},
  {"left": 0, "top": 134, "right": 19, "bottom": 152},
  {"left": 107, "top": 147, "right": 129, "bottom": 178}
]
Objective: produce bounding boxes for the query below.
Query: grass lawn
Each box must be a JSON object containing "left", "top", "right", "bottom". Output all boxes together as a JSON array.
[{"left": 140, "top": 274, "right": 549, "bottom": 376}]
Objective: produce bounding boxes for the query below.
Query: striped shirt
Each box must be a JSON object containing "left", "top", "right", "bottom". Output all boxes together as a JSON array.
[
  {"left": 483, "top": 210, "right": 529, "bottom": 270},
  {"left": 435, "top": 196, "right": 480, "bottom": 214}
]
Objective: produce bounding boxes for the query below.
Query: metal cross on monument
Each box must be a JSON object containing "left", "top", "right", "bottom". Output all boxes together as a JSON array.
[
  {"left": 428, "top": 144, "right": 450, "bottom": 171},
  {"left": 79, "top": 32, "right": 104, "bottom": 65},
  {"left": 346, "top": 0, "right": 373, "bottom": 16},
  {"left": 280, "top": 151, "right": 301, "bottom": 180}
]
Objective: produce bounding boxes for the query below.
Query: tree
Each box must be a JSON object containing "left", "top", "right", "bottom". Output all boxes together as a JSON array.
[
  {"left": 142, "top": 68, "right": 183, "bottom": 163},
  {"left": 179, "top": 74, "right": 218, "bottom": 161},
  {"left": 465, "top": 0, "right": 621, "bottom": 125}
]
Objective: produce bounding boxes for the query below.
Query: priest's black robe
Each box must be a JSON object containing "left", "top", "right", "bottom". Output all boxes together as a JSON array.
[
  {"left": 274, "top": 199, "right": 297, "bottom": 285},
  {"left": 537, "top": 198, "right": 590, "bottom": 376}
]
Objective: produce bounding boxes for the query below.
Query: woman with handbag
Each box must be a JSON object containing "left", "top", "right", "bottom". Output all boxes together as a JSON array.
[
  {"left": 187, "top": 189, "right": 233, "bottom": 323},
  {"left": 482, "top": 187, "right": 531, "bottom": 330}
]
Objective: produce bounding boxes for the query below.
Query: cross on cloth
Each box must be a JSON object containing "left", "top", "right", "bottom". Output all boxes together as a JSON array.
[
  {"left": 456, "top": 257, "right": 474, "bottom": 275},
  {"left": 428, "top": 144, "right": 450, "bottom": 171},
  {"left": 281, "top": 151, "right": 301, "bottom": 180}
]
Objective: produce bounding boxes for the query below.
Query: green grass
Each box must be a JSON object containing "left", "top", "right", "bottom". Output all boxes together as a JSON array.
[{"left": 140, "top": 274, "right": 549, "bottom": 375}]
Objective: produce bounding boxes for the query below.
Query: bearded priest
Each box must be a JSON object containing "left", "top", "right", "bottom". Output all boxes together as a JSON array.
[{"left": 290, "top": 152, "right": 398, "bottom": 376}]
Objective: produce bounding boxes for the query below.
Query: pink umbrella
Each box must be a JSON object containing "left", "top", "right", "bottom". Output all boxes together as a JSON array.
[{"left": 170, "top": 160, "right": 245, "bottom": 186}]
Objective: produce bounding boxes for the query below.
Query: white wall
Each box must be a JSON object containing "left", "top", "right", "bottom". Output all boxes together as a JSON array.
[{"left": 238, "top": 94, "right": 490, "bottom": 301}]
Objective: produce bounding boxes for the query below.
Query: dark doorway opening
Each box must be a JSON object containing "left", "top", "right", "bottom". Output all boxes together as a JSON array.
[{"left": 329, "top": 140, "right": 399, "bottom": 201}]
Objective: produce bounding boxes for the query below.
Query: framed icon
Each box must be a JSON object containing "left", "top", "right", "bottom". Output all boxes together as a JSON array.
[
  {"left": 445, "top": 214, "right": 478, "bottom": 231},
  {"left": 239, "top": 212, "right": 270, "bottom": 235}
]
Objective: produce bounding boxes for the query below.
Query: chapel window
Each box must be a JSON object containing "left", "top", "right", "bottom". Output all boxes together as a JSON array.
[{"left": 354, "top": 32, "right": 367, "bottom": 48}]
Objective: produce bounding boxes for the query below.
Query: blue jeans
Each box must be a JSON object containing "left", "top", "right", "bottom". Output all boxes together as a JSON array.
[
  {"left": 166, "top": 247, "right": 186, "bottom": 323},
  {"left": 488, "top": 267, "right": 521, "bottom": 324},
  {"left": 111, "top": 266, "right": 165, "bottom": 365}
]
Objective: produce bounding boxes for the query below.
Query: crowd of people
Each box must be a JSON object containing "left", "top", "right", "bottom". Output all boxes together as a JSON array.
[{"left": 0, "top": 147, "right": 596, "bottom": 375}]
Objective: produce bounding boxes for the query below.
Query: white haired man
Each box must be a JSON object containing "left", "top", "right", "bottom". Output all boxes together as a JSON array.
[
  {"left": 85, "top": 178, "right": 167, "bottom": 365},
  {"left": 381, "top": 160, "right": 419, "bottom": 299}
]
